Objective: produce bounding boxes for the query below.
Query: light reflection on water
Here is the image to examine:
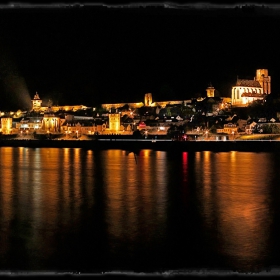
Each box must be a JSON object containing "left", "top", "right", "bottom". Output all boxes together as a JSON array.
[
  {"left": 195, "top": 151, "right": 276, "bottom": 271},
  {"left": 0, "top": 147, "right": 279, "bottom": 272}
]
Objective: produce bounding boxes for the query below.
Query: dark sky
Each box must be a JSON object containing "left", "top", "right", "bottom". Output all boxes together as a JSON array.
[{"left": 1, "top": 3, "right": 280, "bottom": 110}]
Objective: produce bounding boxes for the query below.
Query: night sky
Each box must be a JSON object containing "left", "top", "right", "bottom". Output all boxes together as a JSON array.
[{"left": 1, "top": 3, "right": 280, "bottom": 110}]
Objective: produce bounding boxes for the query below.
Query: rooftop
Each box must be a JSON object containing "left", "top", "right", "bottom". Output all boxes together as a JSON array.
[
  {"left": 241, "top": 92, "right": 265, "bottom": 97},
  {"left": 236, "top": 79, "right": 262, "bottom": 88}
]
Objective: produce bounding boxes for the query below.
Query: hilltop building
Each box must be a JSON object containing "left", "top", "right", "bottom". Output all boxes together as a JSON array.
[
  {"left": 144, "top": 93, "right": 153, "bottom": 106},
  {"left": 206, "top": 83, "right": 215, "bottom": 98},
  {"left": 32, "top": 92, "right": 42, "bottom": 111},
  {"left": 231, "top": 69, "right": 271, "bottom": 106},
  {"left": 31, "top": 92, "right": 90, "bottom": 112},
  {"left": 101, "top": 93, "right": 192, "bottom": 112}
]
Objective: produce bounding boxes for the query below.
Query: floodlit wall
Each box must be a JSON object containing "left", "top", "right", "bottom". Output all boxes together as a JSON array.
[
  {"left": 0, "top": 118, "right": 13, "bottom": 134},
  {"left": 109, "top": 113, "right": 120, "bottom": 131}
]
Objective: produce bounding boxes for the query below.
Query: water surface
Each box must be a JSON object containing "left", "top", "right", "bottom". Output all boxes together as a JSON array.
[{"left": 0, "top": 147, "right": 280, "bottom": 273}]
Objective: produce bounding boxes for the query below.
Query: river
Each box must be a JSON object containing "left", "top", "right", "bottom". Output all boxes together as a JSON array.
[{"left": 0, "top": 147, "right": 280, "bottom": 274}]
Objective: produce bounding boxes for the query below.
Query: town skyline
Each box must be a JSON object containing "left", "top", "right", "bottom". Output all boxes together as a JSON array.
[{"left": 1, "top": 3, "right": 280, "bottom": 110}]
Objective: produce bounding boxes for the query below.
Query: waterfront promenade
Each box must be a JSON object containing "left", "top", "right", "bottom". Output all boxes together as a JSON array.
[{"left": 0, "top": 138, "right": 280, "bottom": 152}]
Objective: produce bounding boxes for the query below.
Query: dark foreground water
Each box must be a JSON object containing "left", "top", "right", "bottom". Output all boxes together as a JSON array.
[{"left": 1, "top": 147, "right": 280, "bottom": 274}]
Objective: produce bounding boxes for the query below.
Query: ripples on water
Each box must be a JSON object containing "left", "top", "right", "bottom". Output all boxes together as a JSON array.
[{"left": 0, "top": 147, "right": 280, "bottom": 273}]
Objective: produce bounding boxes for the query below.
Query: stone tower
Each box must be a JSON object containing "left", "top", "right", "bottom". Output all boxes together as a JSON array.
[
  {"left": 206, "top": 83, "right": 215, "bottom": 98},
  {"left": 1, "top": 118, "right": 13, "bottom": 134},
  {"left": 109, "top": 113, "right": 120, "bottom": 132},
  {"left": 32, "top": 92, "right": 42, "bottom": 111},
  {"left": 144, "top": 93, "right": 152, "bottom": 106},
  {"left": 255, "top": 69, "right": 271, "bottom": 94}
]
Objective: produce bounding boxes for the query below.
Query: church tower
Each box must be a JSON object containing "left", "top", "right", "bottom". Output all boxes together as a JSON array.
[
  {"left": 255, "top": 69, "right": 271, "bottom": 94},
  {"left": 144, "top": 93, "right": 152, "bottom": 106},
  {"left": 206, "top": 83, "right": 215, "bottom": 98},
  {"left": 109, "top": 113, "right": 120, "bottom": 132},
  {"left": 32, "top": 92, "right": 42, "bottom": 111}
]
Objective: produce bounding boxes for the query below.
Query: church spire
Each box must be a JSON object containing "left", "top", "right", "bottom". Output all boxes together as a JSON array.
[
  {"left": 32, "top": 92, "right": 42, "bottom": 111},
  {"left": 206, "top": 83, "right": 215, "bottom": 98}
]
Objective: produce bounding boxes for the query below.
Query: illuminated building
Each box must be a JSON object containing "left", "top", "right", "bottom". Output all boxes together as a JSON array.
[
  {"left": 144, "top": 93, "right": 153, "bottom": 106},
  {"left": 16, "top": 117, "right": 42, "bottom": 131},
  {"left": 31, "top": 92, "right": 43, "bottom": 111},
  {"left": 109, "top": 113, "right": 120, "bottom": 132},
  {"left": 255, "top": 69, "right": 271, "bottom": 94},
  {"left": 41, "top": 113, "right": 61, "bottom": 133},
  {"left": 101, "top": 102, "right": 144, "bottom": 112},
  {"left": 101, "top": 92, "right": 192, "bottom": 112},
  {"left": 206, "top": 83, "right": 215, "bottom": 98},
  {"left": 231, "top": 69, "right": 271, "bottom": 106},
  {"left": 0, "top": 117, "right": 13, "bottom": 134},
  {"left": 61, "top": 114, "right": 97, "bottom": 136},
  {"left": 101, "top": 89, "right": 231, "bottom": 119},
  {"left": 31, "top": 92, "right": 89, "bottom": 113},
  {"left": 216, "top": 123, "right": 238, "bottom": 134}
]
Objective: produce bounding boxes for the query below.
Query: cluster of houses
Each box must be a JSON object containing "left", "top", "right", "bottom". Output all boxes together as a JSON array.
[{"left": 1, "top": 68, "right": 279, "bottom": 139}]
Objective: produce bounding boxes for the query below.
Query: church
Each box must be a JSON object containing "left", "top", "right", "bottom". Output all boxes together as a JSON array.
[{"left": 231, "top": 69, "right": 271, "bottom": 106}]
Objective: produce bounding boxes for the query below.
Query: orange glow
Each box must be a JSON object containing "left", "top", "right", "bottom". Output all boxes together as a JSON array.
[
  {"left": 1, "top": 118, "right": 12, "bottom": 134},
  {"left": 0, "top": 148, "right": 14, "bottom": 222},
  {"left": 196, "top": 151, "right": 272, "bottom": 267},
  {"left": 99, "top": 149, "right": 168, "bottom": 242},
  {"left": 109, "top": 113, "right": 120, "bottom": 132}
]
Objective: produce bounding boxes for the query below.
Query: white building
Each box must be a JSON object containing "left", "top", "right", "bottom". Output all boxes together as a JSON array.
[{"left": 231, "top": 69, "right": 271, "bottom": 106}]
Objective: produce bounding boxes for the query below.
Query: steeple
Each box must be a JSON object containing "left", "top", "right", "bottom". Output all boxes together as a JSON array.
[
  {"left": 32, "top": 92, "right": 42, "bottom": 111},
  {"left": 206, "top": 83, "right": 215, "bottom": 98},
  {"left": 255, "top": 69, "right": 271, "bottom": 94}
]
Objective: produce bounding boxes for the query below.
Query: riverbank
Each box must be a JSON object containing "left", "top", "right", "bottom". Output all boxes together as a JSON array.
[{"left": 1, "top": 138, "right": 280, "bottom": 152}]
